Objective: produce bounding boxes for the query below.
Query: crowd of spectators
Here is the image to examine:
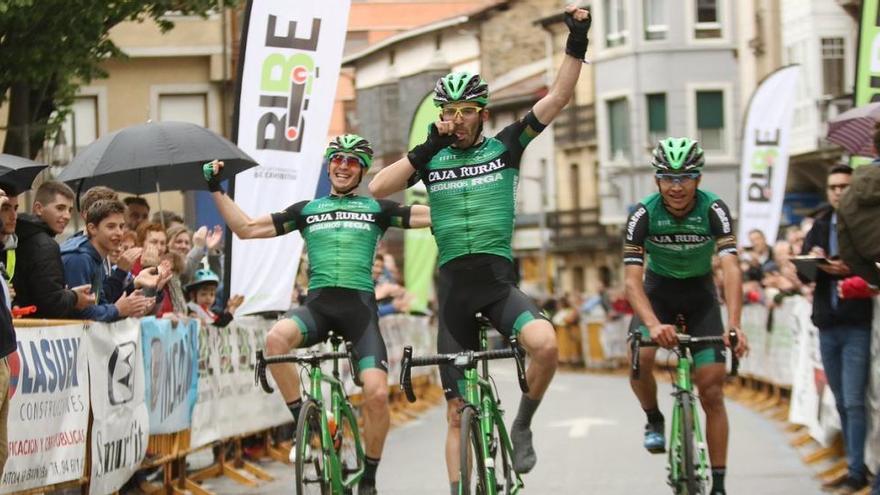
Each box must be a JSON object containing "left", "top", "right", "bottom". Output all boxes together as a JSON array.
[{"left": 4, "top": 181, "right": 243, "bottom": 330}]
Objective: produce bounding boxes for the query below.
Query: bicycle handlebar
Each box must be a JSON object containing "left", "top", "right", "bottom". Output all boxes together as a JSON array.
[
  {"left": 400, "top": 338, "right": 529, "bottom": 403},
  {"left": 629, "top": 331, "right": 740, "bottom": 380},
  {"left": 254, "top": 340, "right": 363, "bottom": 394}
]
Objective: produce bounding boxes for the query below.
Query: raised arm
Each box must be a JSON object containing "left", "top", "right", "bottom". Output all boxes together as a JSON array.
[
  {"left": 532, "top": 5, "right": 591, "bottom": 125},
  {"left": 204, "top": 160, "right": 277, "bottom": 239},
  {"left": 370, "top": 121, "right": 456, "bottom": 198},
  {"left": 408, "top": 204, "right": 431, "bottom": 229},
  {"left": 369, "top": 157, "right": 418, "bottom": 199}
]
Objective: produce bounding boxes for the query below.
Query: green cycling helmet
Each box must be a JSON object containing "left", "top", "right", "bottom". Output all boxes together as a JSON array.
[
  {"left": 651, "top": 137, "right": 705, "bottom": 172},
  {"left": 324, "top": 134, "right": 373, "bottom": 170},
  {"left": 433, "top": 71, "right": 489, "bottom": 107},
  {"left": 185, "top": 268, "right": 220, "bottom": 293}
]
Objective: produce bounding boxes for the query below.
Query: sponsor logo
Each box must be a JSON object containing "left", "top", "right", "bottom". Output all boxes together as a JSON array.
[
  {"left": 427, "top": 159, "right": 507, "bottom": 183},
  {"left": 255, "top": 14, "right": 322, "bottom": 152},
  {"left": 745, "top": 130, "right": 779, "bottom": 203},
  {"left": 95, "top": 422, "right": 146, "bottom": 477},
  {"left": 14, "top": 337, "right": 81, "bottom": 396},
  {"left": 108, "top": 342, "right": 136, "bottom": 405},
  {"left": 711, "top": 202, "right": 732, "bottom": 233},
  {"left": 305, "top": 211, "right": 376, "bottom": 224},
  {"left": 626, "top": 206, "right": 647, "bottom": 241},
  {"left": 649, "top": 234, "right": 711, "bottom": 245}
]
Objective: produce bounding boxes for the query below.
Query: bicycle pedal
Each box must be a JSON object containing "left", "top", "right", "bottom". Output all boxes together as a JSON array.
[{"left": 647, "top": 446, "right": 667, "bottom": 454}]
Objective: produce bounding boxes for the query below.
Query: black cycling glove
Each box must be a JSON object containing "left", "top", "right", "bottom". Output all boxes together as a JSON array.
[
  {"left": 564, "top": 9, "right": 591, "bottom": 61},
  {"left": 202, "top": 162, "right": 224, "bottom": 193},
  {"left": 407, "top": 123, "right": 456, "bottom": 170}
]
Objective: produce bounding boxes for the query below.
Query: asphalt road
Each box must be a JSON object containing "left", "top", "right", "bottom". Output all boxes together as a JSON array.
[{"left": 203, "top": 364, "right": 823, "bottom": 495}]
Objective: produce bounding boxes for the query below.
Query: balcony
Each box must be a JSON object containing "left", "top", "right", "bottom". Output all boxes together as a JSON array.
[
  {"left": 554, "top": 103, "right": 595, "bottom": 149},
  {"left": 546, "top": 208, "right": 617, "bottom": 252}
]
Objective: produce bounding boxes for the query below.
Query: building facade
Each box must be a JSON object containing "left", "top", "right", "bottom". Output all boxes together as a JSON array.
[{"left": 592, "top": 0, "right": 741, "bottom": 227}]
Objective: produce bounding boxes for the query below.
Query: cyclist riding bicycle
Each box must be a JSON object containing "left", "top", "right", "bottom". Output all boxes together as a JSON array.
[
  {"left": 203, "top": 134, "right": 431, "bottom": 495},
  {"left": 624, "top": 137, "right": 749, "bottom": 495},
  {"left": 370, "top": 5, "right": 591, "bottom": 492}
]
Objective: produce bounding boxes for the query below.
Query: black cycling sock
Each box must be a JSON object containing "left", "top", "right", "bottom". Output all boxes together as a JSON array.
[
  {"left": 645, "top": 408, "right": 664, "bottom": 425},
  {"left": 450, "top": 481, "right": 459, "bottom": 495},
  {"left": 711, "top": 466, "right": 726, "bottom": 493},
  {"left": 361, "top": 456, "right": 380, "bottom": 484},
  {"left": 513, "top": 395, "right": 541, "bottom": 427},
  {"left": 287, "top": 398, "right": 303, "bottom": 423}
]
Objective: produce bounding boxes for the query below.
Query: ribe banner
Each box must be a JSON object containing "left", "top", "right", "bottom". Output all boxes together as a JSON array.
[
  {"left": 230, "top": 0, "right": 352, "bottom": 314},
  {"left": 141, "top": 317, "right": 199, "bottom": 434},
  {"left": 737, "top": 65, "right": 800, "bottom": 245},
  {"left": 1, "top": 324, "right": 89, "bottom": 494},
  {"left": 87, "top": 319, "right": 149, "bottom": 495}
]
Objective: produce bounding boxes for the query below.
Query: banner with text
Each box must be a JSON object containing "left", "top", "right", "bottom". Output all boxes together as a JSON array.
[
  {"left": 737, "top": 65, "right": 800, "bottom": 245},
  {"left": 141, "top": 317, "right": 199, "bottom": 434},
  {"left": 1, "top": 324, "right": 89, "bottom": 494},
  {"left": 230, "top": 0, "right": 352, "bottom": 314},
  {"left": 87, "top": 319, "right": 149, "bottom": 495},
  {"left": 190, "top": 317, "right": 290, "bottom": 448}
]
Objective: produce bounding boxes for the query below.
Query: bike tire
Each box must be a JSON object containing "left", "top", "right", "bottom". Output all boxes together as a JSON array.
[
  {"left": 295, "top": 400, "right": 331, "bottom": 495},
  {"left": 680, "top": 393, "right": 699, "bottom": 495},
  {"left": 337, "top": 405, "right": 364, "bottom": 487},
  {"left": 459, "top": 406, "right": 488, "bottom": 495}
]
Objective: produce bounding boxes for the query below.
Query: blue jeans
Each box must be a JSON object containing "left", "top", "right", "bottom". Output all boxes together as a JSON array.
[{"left": 819, "top": 325, "right": 872, "bottom": 481}]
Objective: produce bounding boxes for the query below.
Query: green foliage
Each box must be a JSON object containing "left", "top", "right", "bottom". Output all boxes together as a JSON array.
[{"left": 0, "top": 0, "right": 240, "bottom": 156}]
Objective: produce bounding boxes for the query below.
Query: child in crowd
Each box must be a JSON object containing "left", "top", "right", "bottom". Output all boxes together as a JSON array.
[{"left": 185, "top": 268, "right": 243, "bottom": 327}]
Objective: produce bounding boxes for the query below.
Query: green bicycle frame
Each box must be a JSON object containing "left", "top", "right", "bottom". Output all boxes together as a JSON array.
[
  {"left": 460, "top": 328, "right": 524, "bottom": 495},
  {"left": 305, "top": 356, "right": 365, "bottom": 492},
  {"left": 667, "top": 348, "right": 710, "bottom": 490}
]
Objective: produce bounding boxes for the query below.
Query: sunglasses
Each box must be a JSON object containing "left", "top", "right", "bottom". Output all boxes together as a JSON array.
[
  {"left": 656, "top": 172, "right": 701, "bottom": 185},
  {"left": 329, "top": 154, "right": 363, "bottom": 167},
  {"left": 441, "top": 106, "right": 483, "bottom": 120}
]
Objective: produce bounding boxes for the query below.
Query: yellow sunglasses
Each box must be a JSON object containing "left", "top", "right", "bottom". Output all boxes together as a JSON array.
[{"left": 441, "top": 106, "right": 483, "bottom": 120}]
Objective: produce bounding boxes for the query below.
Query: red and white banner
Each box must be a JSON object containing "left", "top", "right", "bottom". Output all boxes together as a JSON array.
[
  {"left": 1, "top": 324, "right": 89, "bottom": 494},
  {"left": 230, "top": 0, "right": 352, "bottom": 314}
]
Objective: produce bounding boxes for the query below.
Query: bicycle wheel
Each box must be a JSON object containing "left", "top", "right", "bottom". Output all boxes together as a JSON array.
[
  {"left": 679, "top": 393, "right": 700, "bottom": 495},
  {"left": 459, "top": 406, "right": 487, "bottom": 495},
  {"left": 295, "top": 400, "right": 330, "bottom": 495},
  {"left": 336, "top": 405, "right": 364, "bottom": 486}
]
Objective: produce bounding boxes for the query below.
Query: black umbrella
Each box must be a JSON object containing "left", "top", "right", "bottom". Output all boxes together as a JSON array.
[
  {"left": 0, "top": 154, "right": 47, "bottom": 193},
  {"left": 56, "top": 121, "right": 258, "bottom": 195}
]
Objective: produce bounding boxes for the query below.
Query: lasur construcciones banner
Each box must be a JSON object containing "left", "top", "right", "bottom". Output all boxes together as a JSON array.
[
  {"left": 141, "top": 317, "right": 199, "bottom": 434},
  {"left": 737, "top": 65, "right": 800, "bottom": 245},
  {"left": 230, "top": 0, "right": 352, "bottom": 314},
  {"left": 87, "top": 319, "right": 149, "bottom": 495},
  {"left": 1, "top": 324, "right": 89, "bottom": 494}
]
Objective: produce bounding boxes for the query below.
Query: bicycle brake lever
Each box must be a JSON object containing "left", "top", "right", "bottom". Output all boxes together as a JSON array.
[
  {"left": 346, "top": 341, "right": 364, "bottom": 387},
  {"left": 400, "top": 346, "right": 417, "bottom": 403},
  {"left": 510, "top": 338, "right": 530, "bottom": 394},
  {"left": 255, "top": 350, "right": 274, "bottom": 394}
]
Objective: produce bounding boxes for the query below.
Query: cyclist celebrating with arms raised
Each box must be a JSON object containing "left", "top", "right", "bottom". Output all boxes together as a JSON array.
[
  {"left": 624, "top": 138, "right": 748, "bottom": 495},
  {"left": 369, "top": 4, "right": 591, "bottom": 491},
  {"left": 204, "top": 135, "right": 430, "bottom": 495}
]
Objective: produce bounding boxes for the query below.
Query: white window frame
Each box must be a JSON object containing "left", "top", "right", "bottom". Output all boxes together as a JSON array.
[
  {"left": 597, "top": 90, "right": 635, "bottom": 167},
  {"left": 642, "top": 0, "right": 668, "bottom": 42},
  {"left": 149, "top": 83, "right": 222, "bottom": 133},
  {"left": 686, "top": 82, "right": 735, "bottom": 163},
  {"left": 601, "top": 0, "right": 630, "bottom": 50},
  {"left": 686, "top": 0, "right": 730, "bottom": 44}
]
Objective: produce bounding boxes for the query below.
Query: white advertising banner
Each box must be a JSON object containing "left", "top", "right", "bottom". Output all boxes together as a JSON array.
[
  {"left": 737, "top": 65, "right": 800, "bottom": 245},
  {"left": 87, "top": 319, "right": 149, "bottom": 495},
  {"left": 230, "top": 0, "right": 352, "bottom": 314},
  {"left": 191, "top": 317, "right": 290, "bottom": 448},
  {"left": 1, "top": 324, "right": 89, "bottom": 494}
]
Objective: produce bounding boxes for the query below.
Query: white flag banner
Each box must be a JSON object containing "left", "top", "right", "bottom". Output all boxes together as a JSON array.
[
  {"left": 87, "top": 319, "right": 149, "bottom": 495},
  {"left": 737, "top": 65, "right": 800, "bottom": 245},
  {"left": 1, "top": 324, "right": 89, "bottom": 494},
  {"left": 230, "top": 0, "right": 352, "bottom": 314}
]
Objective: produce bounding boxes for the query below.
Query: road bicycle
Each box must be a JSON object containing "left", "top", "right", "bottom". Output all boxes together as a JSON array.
[
  {"left": 256, "top": 334, "right": 365, "bottom": 495},
  {"left": 630, "top": 317, "right": 739, "bottom": 495},
  {"left": 400, "top": 319, "right": 530, "bottom": 495}
]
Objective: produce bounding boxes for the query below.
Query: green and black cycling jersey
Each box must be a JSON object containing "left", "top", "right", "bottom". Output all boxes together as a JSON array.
[
  {"left": 623, "top": 190, "right": 738, "bottom": 279},
  {"left": 271, "top": 194, "right": 411, "bottom": 293},
  {"left": 414, "top": 111, "right": 546, "bottom": 266}
]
